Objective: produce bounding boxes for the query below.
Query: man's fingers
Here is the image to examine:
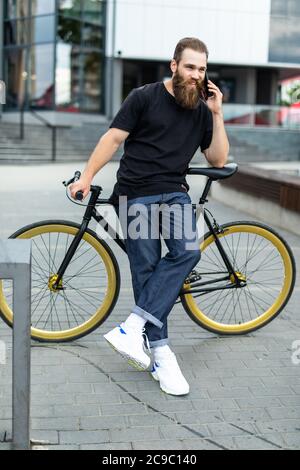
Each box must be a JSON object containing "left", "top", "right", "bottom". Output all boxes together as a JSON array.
[{"left": 68, "top": 179, "right": 91, "bottom": 200}]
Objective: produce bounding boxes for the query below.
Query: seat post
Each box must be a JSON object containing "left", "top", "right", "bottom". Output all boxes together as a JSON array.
[{"left": 199, "top": 178, "right": 213, "bottom": 204}]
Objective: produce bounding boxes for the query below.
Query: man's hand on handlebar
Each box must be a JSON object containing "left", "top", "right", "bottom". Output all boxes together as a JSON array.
[{"left": 69, "top": 174, "right": 91, "bottom": 201}]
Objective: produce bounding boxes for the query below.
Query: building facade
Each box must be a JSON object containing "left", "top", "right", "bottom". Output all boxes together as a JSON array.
[
  {"left": 1, "top": 0, "right": 299, "bottom": 124},
  {"left": 1, "top": 0, "right": 106, "bottom": 114}
]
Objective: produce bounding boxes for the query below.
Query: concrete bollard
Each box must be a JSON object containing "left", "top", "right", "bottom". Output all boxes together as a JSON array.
[{"left": 0, "top": 240, "right": 31, "bottom": 450}]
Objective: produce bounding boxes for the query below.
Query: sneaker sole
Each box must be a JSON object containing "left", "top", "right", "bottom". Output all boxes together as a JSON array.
[
  {"left": 150, "top": 370, "right": 189, "bottom": 396},
  {"left": 151, "top": 370, "right": 159, "bottom": 381},
  {"left": 104, "top": 336, "right": 149, "bottom": 371}
]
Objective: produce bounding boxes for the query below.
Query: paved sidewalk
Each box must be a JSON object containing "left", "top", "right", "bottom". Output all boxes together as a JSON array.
[{"left": 0, "top": 163, "right": 299, "bottom": 450}]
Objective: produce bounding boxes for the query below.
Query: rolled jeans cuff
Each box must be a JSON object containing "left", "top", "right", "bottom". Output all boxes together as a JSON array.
[{"left": 132, "top": 305, "right": 163, "bottom": 329}]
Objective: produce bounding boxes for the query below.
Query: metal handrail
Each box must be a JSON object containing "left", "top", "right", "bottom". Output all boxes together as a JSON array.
[{"left": 3, "top": 95, "right": 70, "bottom": 161}]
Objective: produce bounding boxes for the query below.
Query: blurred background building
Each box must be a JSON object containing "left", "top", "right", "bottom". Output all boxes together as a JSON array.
[{"left": 0, "top": 0, "right": 299, "bottom": 162}]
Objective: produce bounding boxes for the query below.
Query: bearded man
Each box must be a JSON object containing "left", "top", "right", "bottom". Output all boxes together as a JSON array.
[{"left": 70, "top": 37, "right": 229, "bottom": 395}]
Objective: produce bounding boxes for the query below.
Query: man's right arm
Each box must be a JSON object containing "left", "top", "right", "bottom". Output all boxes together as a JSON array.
[{"left": 70, "top": 127, "right": 129, "bottom": 199}]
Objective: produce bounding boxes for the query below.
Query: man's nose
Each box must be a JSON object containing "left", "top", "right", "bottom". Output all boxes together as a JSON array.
[{"left": 191, "top": 72, "right": 200, "bottom": 81}]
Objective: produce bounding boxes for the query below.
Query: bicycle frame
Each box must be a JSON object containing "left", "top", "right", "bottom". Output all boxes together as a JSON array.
[{"left": 53, "top": 178, "right": 244, "bottom": 294}]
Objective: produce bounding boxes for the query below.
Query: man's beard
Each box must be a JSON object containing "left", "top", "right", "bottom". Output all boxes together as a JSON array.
[{"left": 172, "top": 70, "right": 205, "bottom": 109}]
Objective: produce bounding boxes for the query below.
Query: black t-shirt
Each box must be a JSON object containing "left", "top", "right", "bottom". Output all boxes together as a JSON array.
[{"left": 109, "top": 81, "right": 213, "bottom": 204}]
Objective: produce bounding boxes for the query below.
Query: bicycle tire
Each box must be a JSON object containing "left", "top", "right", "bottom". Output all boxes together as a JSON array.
[
  {"left": 0, "top": 220, "right": 121, "bottom": 342},
  {"left": 181, "top": 221, "right": 296, "bottom": 335}
]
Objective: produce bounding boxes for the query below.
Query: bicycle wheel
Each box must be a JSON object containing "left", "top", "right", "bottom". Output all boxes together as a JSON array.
[
  {"left": 181, "top": 221, "right": 296, "bottom": 335},
  {"left": 0, "top": 221, "right": 120, "bottom": 342}
]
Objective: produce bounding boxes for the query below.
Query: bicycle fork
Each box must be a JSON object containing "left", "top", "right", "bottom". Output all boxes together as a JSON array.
[{"left": 203, "top": 210, "right": 246, "bottom": 288}]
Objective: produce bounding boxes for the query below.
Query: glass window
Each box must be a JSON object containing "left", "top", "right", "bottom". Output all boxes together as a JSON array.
[
  {"left": 269, "top": 17, "right": 287, "bottom": 62},
  {"left": 57, "top": 16, "right": 81, "bottom": 44},
  {"left": 3, "top": 48, "right": 27, "bottom": 108},
  {"left": 55, "top": 43, "right": 81, "bottom": 111},
  {"left": 4, "top": 19, "right": 29, "bottom": 45},
  {"left": 58, "top": 0, "right": 81, "bottom": 18},
  {"left": 271, "top": 0, "right": 287, "bottom": 16},
  {"left": 286, "top": 17, "right": 300, "bottom": 63},
  {"left": 4, "top": 0, "right": 29, "bottom": 19},
  {"left": 29, "top": 44, "right": 54, "bottom": 109},
  {"left": 83, "top": 0, "right": 105, "bottom": 25},
  {"left": 288, "top": 0, "right": 300, "bottom": 17},
  {"left": 30, "top": 15, "right": 55, "bottom": 43},
  {"left": 30, "top": 0, "right": 56, "bottom": 16},
  {"left": 269, "top": 16, "right": 300, "bottom": 64},
  {"left": 81, "top": 52, "right": 102, "bottom": 112},
  {"left": 82, "top": 23, "right": 103, "bottom": 49},
  {"left": 272, "top": 0, "right": 300, "bottom": 17}
]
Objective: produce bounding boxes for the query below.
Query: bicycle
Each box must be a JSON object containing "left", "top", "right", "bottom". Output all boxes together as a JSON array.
[{"left": 0, "top": 163, "right": 296, "bottom": 342}]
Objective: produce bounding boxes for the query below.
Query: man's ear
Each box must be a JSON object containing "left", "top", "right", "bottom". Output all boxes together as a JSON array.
[{"left": 170, "top": 59, "right": 177, "bottom": 74}]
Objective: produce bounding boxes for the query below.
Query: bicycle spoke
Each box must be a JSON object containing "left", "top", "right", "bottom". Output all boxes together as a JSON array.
[
  {"left": 51, "top": 232, "right": 60, "bottom": 275},
  {"left": 66, "top": 284, "right": 102, "bottom": 309},
  {"left": 61, "top": 292, "right": 91, "bottom": 323},
  {"left": 61, "top": 289, "right": 81, "bottom": 327},
  {"left": 42, "top": 233, "right": 59, "bottom": 274}
]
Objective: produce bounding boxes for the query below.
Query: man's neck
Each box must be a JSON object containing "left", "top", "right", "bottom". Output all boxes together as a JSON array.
[{"left": 163, "top": 79, "right": 175, "bottom": 97}]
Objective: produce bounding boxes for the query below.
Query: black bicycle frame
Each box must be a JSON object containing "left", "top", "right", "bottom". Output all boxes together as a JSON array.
[{"left": 54, "top": 180, "right": 242, "bottom": 293}]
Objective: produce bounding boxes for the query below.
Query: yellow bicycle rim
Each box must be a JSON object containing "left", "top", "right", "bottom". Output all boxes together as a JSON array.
[
  {"left": 0, "top": 224, "right": 117, "bottom": 341},
  {"left": 183, "top": 224, "right": 294, "bottom": 334}
]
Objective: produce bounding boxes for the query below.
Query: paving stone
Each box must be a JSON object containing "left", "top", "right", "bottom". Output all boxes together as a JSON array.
[
  {"left": 80, "top": 443, "right": 132, "bottom": 450},
  {"left": 233, "top": 433, "right": 286, "bottom": 450},
  {"left": 265, "top": 406, "right": 300, "bottom": 420},
  {"left": 159, "top": 423, "right": 210, "bottom": 440},
  {"left": 59, "top": 430, "right": 110, "bottom": 445},
  {"left": 31, "top": 417, "right": 79, "bottom": 431},
  {"left": 255, "top": 419, "right": 300, "bottom": 434},
  {"left": 132, "top": 440, "right": 185, "bottom": 450},
  {"left": 80, "top": 415, "right": 127, "bottom": 430},
  {"left": 207, "top": 421, "right": 256, "bottom": 437},
  {"left": 184, "top": 437, "right": 237, "bottom": 450},
  {"left": 110, "top": 426, "right": 161, "bottom": 443},
  {"left": 236, "top": 397, "right": 283, "bottom": 409},
  {"left": 192, "top": 398, "right": 239, "bottom": 411},
  {"left": 249, "top": 385, "right": 295, "bottom": 397},
  {"left": 100, "top": 403, "right": 148, "bottom": 416},
  {"left": 281, "top": 432, "right": 300, "bottom": 449},
  {"left": 48, "top": 445, "right": 80, "bottom": 450},
  {"left": 1, "top": 171, "right": 299, "bottom": 451}
]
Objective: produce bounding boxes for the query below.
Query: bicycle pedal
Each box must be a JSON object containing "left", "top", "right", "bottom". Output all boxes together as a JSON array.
[{"left": 185, "top": 270, "right": 202, "bottom": 283}]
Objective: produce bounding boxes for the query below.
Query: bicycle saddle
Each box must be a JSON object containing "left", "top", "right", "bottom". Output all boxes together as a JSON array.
[{"left": 187, "top": 163, "right": 238, "bottom": 180}]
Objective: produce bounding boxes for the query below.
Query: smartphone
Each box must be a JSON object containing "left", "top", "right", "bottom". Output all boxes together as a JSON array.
[{"left": 203, "top": 71, "right": 214, "bottom": 100}]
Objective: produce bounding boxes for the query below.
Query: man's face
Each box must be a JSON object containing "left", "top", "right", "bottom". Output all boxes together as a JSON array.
[{"left": 172, "top": 48, "right": 207, "bottom": 109}]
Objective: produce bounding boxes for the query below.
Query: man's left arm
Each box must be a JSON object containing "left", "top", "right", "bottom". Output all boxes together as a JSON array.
[{"left": 202, "top": 80, "right": 229, "bottom": 168}]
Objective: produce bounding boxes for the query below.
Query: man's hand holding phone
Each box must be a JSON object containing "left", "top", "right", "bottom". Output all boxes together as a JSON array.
[{"left": 204, "top": 72, "right": 223, "bottom": 115}]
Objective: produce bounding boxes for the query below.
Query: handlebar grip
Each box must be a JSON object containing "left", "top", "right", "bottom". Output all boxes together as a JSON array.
[{"left": 75, "top": 191, "right": 84, "bottom": 201}]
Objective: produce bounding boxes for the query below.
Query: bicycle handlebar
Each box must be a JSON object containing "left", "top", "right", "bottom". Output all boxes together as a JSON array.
[{"left": 63, "top": 171, "right": 84, "bottom": 201}]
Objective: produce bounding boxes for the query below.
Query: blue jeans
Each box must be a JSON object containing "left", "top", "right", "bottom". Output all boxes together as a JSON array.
[{"left": 117, "top": 192, "right": 201, "bottom": 347}]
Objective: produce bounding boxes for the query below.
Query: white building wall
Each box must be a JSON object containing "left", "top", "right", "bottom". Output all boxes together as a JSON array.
[{"left": 107, "top": 0, "right": 272, "bottom": 66}]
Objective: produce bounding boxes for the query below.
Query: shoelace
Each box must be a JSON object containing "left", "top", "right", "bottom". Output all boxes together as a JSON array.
[
  {"left": 119, "top": 323, "right": 151, "bottom": 355},
  {"left": 155, "top": 352, "right": 181, "bottom": 369},
  {"left": 141, "top": 327, "right": 151, "bottom": 354}
]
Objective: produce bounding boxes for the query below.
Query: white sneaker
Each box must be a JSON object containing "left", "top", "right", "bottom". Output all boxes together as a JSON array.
[
  {"left": 151, "top": 351, "right": 190, "bottom": 396},
  {"left": 103, "top": 324, "right": 151, "bottom": 371}
]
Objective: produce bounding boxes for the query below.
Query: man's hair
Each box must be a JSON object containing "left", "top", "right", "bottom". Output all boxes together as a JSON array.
[{"left": 173, "top": 37, "right": 209, "bottom": 64}]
